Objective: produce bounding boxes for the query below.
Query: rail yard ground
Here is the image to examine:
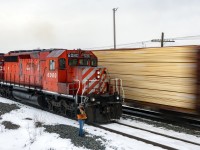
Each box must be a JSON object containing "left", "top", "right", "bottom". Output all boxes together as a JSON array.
[{"left": 0, "top": 97, "right": 199, "bottom": 150}]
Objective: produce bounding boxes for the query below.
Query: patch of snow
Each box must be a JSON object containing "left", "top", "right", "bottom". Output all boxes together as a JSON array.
[
  {"left": 119, "top": 116, "right": 200, "bottom": 143},
  {"left": 0, "top": 97, "right": 199, "bottom": 150}
]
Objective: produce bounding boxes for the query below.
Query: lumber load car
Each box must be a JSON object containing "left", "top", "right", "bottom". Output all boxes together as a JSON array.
[
  {"left": 93, "top": 46, "right": 200, "bottom": 115},
  {"left": 0, "top": 49, "right": 123, "bottom": 123}
]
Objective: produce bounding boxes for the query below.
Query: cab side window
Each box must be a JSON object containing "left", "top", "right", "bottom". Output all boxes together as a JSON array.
[
  {"left": 59, "top": 58, "right": 66, "bottom": 69},
  {"left": 50, "top": 60, "right": 55, "bottom": 70},
  {"left": 91, "top": 59, "right": 97, "bottom": 67}
]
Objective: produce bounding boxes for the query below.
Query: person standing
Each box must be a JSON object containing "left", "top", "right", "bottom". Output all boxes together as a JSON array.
[{"left": 77, "top": 104, "right": 87, "bottom": 137}]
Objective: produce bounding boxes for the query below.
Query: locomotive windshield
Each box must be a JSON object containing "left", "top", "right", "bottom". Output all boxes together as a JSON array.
[
  {"left": 68, "top": 52, "right": 97, "bottom": 67},
  {"left": 69, "top": 59, "right": 78, "bottom": 66},
  {"left": 79, "top": 59, "right": 89, "bottom": 66},
  {"left": 68, "top": 58, "right": 97, "bottom": 67}
]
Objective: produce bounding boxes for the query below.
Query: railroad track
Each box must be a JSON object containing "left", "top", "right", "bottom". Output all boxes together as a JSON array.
[
  {"left": 122, "top": 105, "right": 200, "bottom": 130},
  {"left": 5, "top": 95, "right": 200, "bottom": 132},
  {"left": 92, "top": 122, "right": 200, "bottom": 150}
]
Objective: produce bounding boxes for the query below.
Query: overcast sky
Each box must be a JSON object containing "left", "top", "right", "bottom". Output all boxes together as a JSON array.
[{"left": 0, "top": 0, "right": 200, "bottom": 52}]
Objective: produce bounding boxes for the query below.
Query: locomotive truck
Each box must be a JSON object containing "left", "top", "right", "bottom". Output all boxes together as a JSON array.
[{"left": 0, "top": 49, "right": 123, "bottom": 123}]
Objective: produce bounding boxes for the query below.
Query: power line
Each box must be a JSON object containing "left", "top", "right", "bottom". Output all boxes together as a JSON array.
[
  {"left": 151, "top": 32, "right": 175, "bottom": 47},
  {"left": 84, "top": 34, "right": 200, "bottom": 50},
  {"left": 170, "top": 35, "right": 200, "bottom": 40},
  {"left": 84, "top": 40, "right": 151, "bottom": 50}
]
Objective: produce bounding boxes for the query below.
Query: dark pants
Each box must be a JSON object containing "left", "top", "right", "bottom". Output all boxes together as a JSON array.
[{"left": 78, "top": 119, "right": 85, "bottom": 136}]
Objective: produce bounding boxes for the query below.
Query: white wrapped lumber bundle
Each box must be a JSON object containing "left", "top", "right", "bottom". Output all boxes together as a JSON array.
[{"left": 93, "top": 46, "right": 200, "bottom": 113}]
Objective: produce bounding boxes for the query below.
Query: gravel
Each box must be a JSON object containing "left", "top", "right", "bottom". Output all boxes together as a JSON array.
[
  {"left": 44, "top": 124, "right": 106, "bottom": 150},
  {"left": 0, "top": 100, "right": 119, "bottom": 149},
  {"left": 0, "top": 101, "right": 107, "bottom": 149},
  {"left": 0, "top": 102, "right": 20, "bottom": 116},
  {"left": 1, "top": 121, "right": 20, "bottom": 129},
  {"left": 0, "top": 102, "right": 21, "bottom": 129},
  {"left": 35, "top": 121, "right": 43, "bottom": 128}
]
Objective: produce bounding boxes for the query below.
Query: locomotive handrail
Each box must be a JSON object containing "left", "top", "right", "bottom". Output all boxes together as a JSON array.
[
  {"left": 81, "top": 86, "right": 86, "bottom": 102},
  {"left": 109, "top": 78, "right": 125, "bottom": 100},
  {"left": 73, "top": 79, "right": 80, "bottom": 104},
  {"left": 119, "top": 78, "right": 125, "bottom": 100}
]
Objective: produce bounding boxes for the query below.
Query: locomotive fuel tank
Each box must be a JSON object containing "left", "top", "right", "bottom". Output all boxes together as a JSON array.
[{"left": 12, "top": 90, "right": 46, "bottom": 107}]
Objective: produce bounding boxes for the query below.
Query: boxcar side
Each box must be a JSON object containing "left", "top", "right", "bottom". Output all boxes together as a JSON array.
[{"left": 93, "top": 46, "right": 200, "bottom": 114}]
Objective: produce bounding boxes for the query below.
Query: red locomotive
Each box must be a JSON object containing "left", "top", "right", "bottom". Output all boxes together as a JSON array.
[
  {"left": 0, "top": 49, "right": 123, "bottom": 123},
  {"left": 0, "top": 53, "right": 4, "bottom": 80}
]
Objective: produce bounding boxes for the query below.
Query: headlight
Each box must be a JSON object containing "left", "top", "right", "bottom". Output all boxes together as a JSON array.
[
  {"left": 97, "top": 75, "right": 100, "bottom": 79},
  {"left": 91, "top": 97, "right": 95, "bottom": 102},
  {"left": 97, "top": 71, "right": 100, "bottom": 75},
  {"left": 116, "top": 96, "right": 119, "bottom": 100}
]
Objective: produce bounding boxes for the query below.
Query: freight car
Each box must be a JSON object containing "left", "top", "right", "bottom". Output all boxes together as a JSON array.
[
  {"left": 93, "top": 46, "right": 200, "bottom": 115},
  {"left": 0, "top": 49, "right": 123, "bottom": 123}
]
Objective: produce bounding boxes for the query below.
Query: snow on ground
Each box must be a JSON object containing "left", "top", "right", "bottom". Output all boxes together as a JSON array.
[
  {"left": 119, "top": 115, "right": 200, "bottom": 143},
  {"left": 0, "top": 97, "right": 199, "bottom": 150},
  {"left": 102, "top": 123, "right": 200, "bottom": 150}
]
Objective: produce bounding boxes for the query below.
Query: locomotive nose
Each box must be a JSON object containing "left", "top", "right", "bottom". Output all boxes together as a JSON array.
[{"left": 80, "top": 67, "right": 107, "bottom": 95}]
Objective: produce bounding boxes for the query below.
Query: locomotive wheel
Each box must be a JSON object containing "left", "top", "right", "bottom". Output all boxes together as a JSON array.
[
  {"left": 47, "top": 101, "right": 53, "bottom": 111},
  {"left": 60, "top": 101, "right": 67, "bottom": 115}
]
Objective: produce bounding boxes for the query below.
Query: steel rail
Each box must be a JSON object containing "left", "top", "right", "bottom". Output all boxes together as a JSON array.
[
  {"left": 114, "top": 121, "right": 200, "bottom": 147},
  {"left": 91, "top": 123, "right": 178, "bottom": 150},
  {"left": 122, "top": 106, "right": 200, "bottom": 130}
]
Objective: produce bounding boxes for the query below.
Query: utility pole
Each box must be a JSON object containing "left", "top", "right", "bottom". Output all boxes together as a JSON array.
[
  {"left": 151, "top": 32, "right": 175, "bottom": 47},
  {"left": 113, "top": 8, "right": 118, "bottom": 50},
  {"left": 161, "top": 32, "right": 164, "bottom": 47}
]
